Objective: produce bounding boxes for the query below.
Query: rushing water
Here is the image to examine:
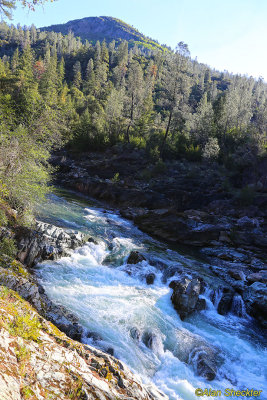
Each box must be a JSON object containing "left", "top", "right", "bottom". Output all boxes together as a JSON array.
[{"left": 35, "top": 190, "right": 267, "bottom": 400}]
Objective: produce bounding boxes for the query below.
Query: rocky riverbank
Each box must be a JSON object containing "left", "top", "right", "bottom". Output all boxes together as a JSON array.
[
  {"left": 0, "top": 285, "right": 167, "bottom": 400},
  {"left": 51, "top": 149, "right": 267, "bottom": 328},
  {"left": 0, "top": 220, "right": 168, "bottom": 399}
]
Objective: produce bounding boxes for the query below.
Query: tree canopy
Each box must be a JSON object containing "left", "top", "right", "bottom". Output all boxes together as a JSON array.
[{"left": 0, "top": 0, "right": 53, "bottom": 19}]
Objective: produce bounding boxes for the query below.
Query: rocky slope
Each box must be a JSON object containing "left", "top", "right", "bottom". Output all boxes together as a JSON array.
[
  {"left": 40, "top": 16, "right": 165, "bottom": 50},
  {"left": 0, "top": 220, "right": 169, "bottom": 400},
  {"left": 0, "top": 285, "right": 167, "bottom": 400}
]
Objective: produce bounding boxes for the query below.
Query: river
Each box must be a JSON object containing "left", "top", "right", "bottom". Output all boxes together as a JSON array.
[{"left": 35, "top": 189, "right": 266, "bottom": 400}]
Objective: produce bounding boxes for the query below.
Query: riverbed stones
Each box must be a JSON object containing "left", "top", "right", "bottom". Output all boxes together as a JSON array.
[
  {"left": 172, "top": 329, "right": 219, "bottom": 381},
  {"left": 243, "top": 282, "right": 267, "bottom": 328},
  {"left": 229, "top": 270, "right": 246, "bottom": 281},
  {"left": 247, "top": 271, "right": 267, "bottom": 284}
]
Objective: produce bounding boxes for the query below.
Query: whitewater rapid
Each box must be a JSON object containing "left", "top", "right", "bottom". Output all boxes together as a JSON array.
[{"left": 36, "top": 191, "right": 267, "bottom": 400}]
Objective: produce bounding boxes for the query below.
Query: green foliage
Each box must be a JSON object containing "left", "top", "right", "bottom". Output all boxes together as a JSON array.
[
  {"left": 184, "top": 144, "right": 202, "bottom": 161},
  {"left": 0, "top": 237, "right": 17, "bottom": 257},
  {"left": 10, "top": 312, "right": 41, "bottom": 341},
  {"left": 0, "top": 209, "right": 8, "bottom": 226},
  {"left": 111, "top": 172, "right": 120, "bottom": 183},
  {"left": 0, "top": 16, "right": 264, "bottom": 211},
  {"left": 0, "top": 0, "right": 53, "bottom": 19}
]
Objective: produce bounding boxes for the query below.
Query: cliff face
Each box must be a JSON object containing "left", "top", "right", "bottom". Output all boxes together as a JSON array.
[
  {"left": 40, "top": 16, "right": 164, "bottom": 49},
  {"left": 0, "top": 285, "right": 168, "bottom": 400}
]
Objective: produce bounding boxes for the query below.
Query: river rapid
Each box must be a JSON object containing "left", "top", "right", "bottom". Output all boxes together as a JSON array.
[{"left": 35, "top": 190, "right": 266, "bottom": 400}]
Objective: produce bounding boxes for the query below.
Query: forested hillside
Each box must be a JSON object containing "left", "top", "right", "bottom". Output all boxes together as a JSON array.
[
  {"left": 0, "top": 20, "right": 266, "bottom": 223},
  {"left": 40, "top": 16, "right": 168, "bottom": 51}
]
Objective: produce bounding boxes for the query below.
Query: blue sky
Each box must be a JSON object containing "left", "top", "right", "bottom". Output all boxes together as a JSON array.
[{"left": 11, "top": 0, "right": 267, "bottom": 80}]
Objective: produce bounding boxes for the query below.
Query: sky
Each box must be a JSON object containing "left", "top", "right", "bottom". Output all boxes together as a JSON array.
[{"left": 10, "top": 0, "right": 267, "bottom": 80}]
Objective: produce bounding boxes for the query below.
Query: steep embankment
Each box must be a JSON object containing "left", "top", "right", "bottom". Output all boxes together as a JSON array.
[
  {"left": 0, "top": 285, "right": 167, "bottom": 400},
  {"left": 0, "top": 221, "right": 167, "bottom": 400}
]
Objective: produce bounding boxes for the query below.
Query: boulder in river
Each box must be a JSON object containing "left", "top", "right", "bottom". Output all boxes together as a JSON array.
[
  {"left": 170, "top": 277, "right": 206, "bottom": 319},
  {"left": 142, "top": 331, "right": 163, "bottom": 354},
  {"left": 127, "top": 250, "right": 146, "bottom": 264},
  {"left": 130, "top": 327, "right": 141, "bottom": 342},
  {"left": 217, "top": 288, "right": 235, "bottom": 315},
  {"left": 247, "top": 271, "right": 267, "bottom": 285},
  {"left": 170, "top": 329, "right": 220, "bottom": 381},
  {"left": 146, "top": 273, "right": 156, "bottom": 285}
]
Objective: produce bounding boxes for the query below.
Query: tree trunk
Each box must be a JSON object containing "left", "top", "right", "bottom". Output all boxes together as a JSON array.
[
  {"left": 125, "top": 94, "right": 134, "bottom": 143},
  {"left": 160, "top": 110, "right": 173, "bottom": 158}
]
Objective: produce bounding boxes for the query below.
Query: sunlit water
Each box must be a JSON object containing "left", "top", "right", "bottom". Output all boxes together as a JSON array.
[{"left": 35, "top": 191, "right": 267, "bottom": 400}]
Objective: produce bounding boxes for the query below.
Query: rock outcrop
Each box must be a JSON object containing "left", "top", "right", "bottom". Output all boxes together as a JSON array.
[
  {"left": 16, "top": 221, "right": 86, "bottom": 267},
  {"left": 0, "top": 286, "right": 168, "bottom": 400},
  {"left": 170, "top": 277, "right": 206, "bottom": 320},
  {"left": 0, "top": 258, "right": 84, "bottom": 341}
]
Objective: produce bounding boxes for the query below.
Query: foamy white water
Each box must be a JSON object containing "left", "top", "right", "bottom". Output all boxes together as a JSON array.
[{"left": 36, "top": 192, "right": 267, "bottom": 400}]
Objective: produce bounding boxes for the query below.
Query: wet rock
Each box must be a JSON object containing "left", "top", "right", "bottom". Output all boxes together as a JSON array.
[
  {"left": 247, "top": 271, "right": 267, "bottom": 285},
  {"left": 229, "top": 270, "right": 246, "bottom": 281},
  {"left": 130, "top": 327, "right": 141, "bottom": 342},
  {"left": 217, "top": 288, "right": 235, "bottom": 315},
  {"left": 16, "top": 221, "right": 86, "bottom": 267},
  {"left": 171, "top": 329, "right": 219, "bottom": 381},
  {"left": 243, "top": 282, "right": 267, "bottom": 327},
  {"left": 191, "top": 349, "right": 217, "bottom": 381},
  {"left": 237, "top": 216, "right": 260, "bottom": 229},
  {"left": 142, "top": 331, "right": 163, "bottom": 354},
  {"left": 127, "top": 251, "right": 146, "bottom": 264},
  {"left": 106, "top": 347, "right": 114, "bottom": 356},
  {"left": 56, "top": 323, "right": 84, "bottom": 341},
  {"left": 86, "top": 331, "right": 103, "bottom": 342},
  {"left": 142, "top": 331, "right": 157, "bottom": 349},
  {"left": 170, "top": 277, "right": 205, "bottom": 319},
  {"left": 146, "top": 273, "right": 156, "bottom": 285}
]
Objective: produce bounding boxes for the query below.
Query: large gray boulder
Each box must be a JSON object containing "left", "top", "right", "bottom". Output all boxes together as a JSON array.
[
  {"left": 16, "top": 221, "right": 86, "bottom": 267},
  {"left": 170, "top": 329, "right": 219, "bottom": 381},
  {"left": 170, "top": 277, "right": 206, "bottom": 320}
]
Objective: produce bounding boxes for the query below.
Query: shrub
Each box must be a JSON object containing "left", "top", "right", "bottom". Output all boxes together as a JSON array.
[
  {"left": 10, "top": 312, "right": 41, "bottom": 341},
  {"left": 0, "top": 237, "right": 17, "bottom": 257},
  {"left": 185, "top": 144, "right": 202, "bottom": 161},
  {"left": 111, "top": 173, "right": 120, "bottom": 183},
  {"left": 202, "top": 137, "right": 220, "bottom": 160}
]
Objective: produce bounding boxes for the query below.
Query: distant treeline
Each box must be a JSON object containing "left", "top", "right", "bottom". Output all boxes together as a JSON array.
[{"left": 0, "top": 22, "right": 266, "bottom": 219}]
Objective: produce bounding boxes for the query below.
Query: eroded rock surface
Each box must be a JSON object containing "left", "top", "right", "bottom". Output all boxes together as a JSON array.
[
  {"left": 0, "top": 286, "right": 168, "bottom": 400},
  {"left": 16, "top": 221, "right": 86, "bottom": 267}
]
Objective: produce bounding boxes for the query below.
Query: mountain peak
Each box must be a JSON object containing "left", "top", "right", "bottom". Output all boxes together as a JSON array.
[{"left": 40, "top": 16, "right": 166, "bottom": 50}]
